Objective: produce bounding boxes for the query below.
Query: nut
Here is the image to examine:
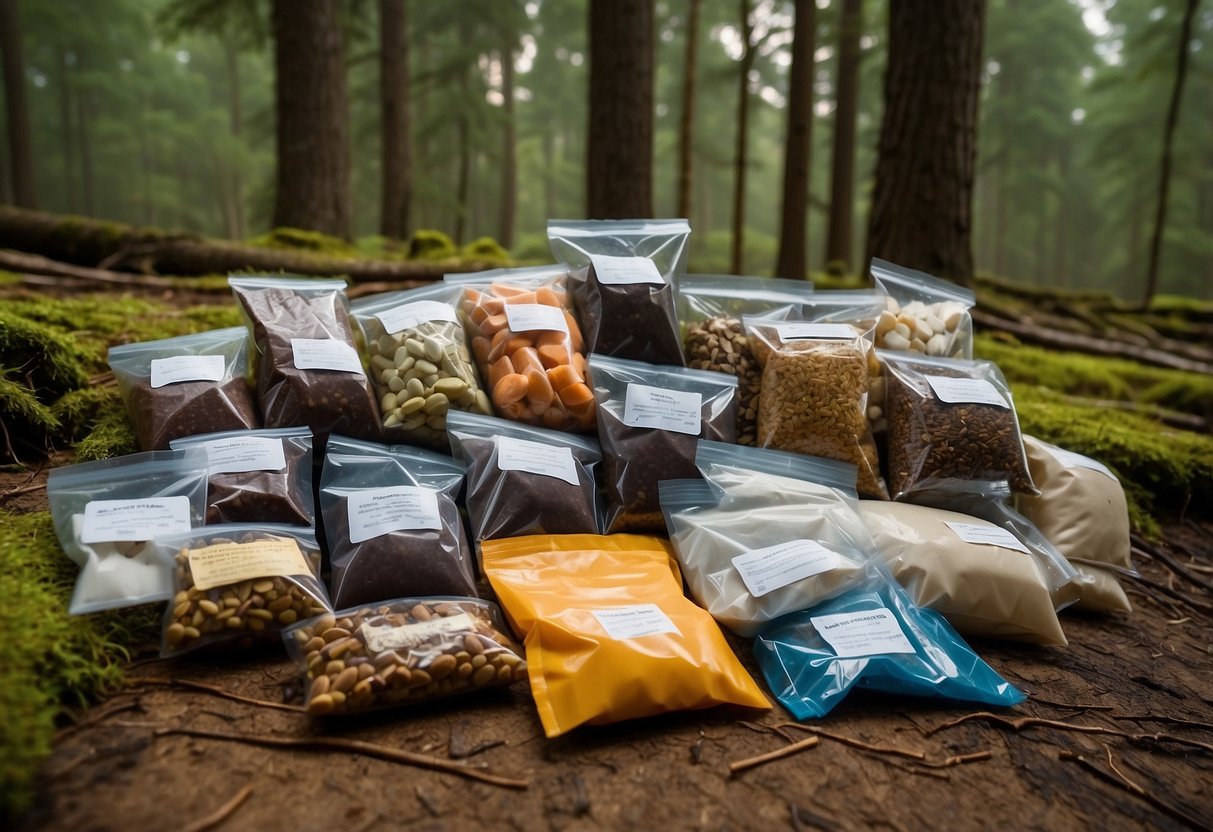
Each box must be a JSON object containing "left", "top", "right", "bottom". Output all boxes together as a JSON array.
[{"left": 684, "top": 315, "right": 762, "bottom": 446}]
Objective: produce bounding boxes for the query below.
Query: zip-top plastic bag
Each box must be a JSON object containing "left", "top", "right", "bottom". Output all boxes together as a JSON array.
[
  {"left": 678, "top": 275, "right": 815, "bottom": 446},
  {"left": 229, "top": 276, "right": 381, "bottom": 441},
  {"left": 548, "top": 219, "right": 689, "bottom": 365},
  {"left": 445, "top": 410, "right": 602, "bottom": 540},
  {"left": 589, "top": 354, "right": 738, "bottom": 533},
  {"left": 754, "top": 561, "right": 1024, "bottom": 720},
  {"left": 320, "top": 436, "right": 475, "bottom": 609},
  {"left": 446, "top": 265, "right": 595, "bottom": 432},
  {"left": 351, "top": 283, "right": 492, "bottom": 447},
  {"left": 108, "top": 327, "right": 259, "bottom": 450},
  {"left": 48, "top": 449, "right": 209, "bottom": 615},
  {"left": 155, "top": 523, "right": 332, "bottom": 657},
  {"left": 483, "top": 533, "right": 770, "bottom": 738},
  {"left": 661, "top": 442, "right": 875, "bottom": 637},
  {"left": 284, "top": 596, "right": 526, "bottom": 716},
  {"left": 870, "top": 259, "right": 975, "bottom": 359}
]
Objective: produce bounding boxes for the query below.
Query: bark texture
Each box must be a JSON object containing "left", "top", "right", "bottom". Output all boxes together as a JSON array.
[
  {"left": 0, "top": 0, "right": 36, "bottom": 208},
  {"left": 825, "top": 0, "right": 862, "bottom": 271},
  {"left": 379, "top": 0, "right": 411, "bottom": 241},
  {"left": 774, "top": 0, "right": 816, "bottom": 280},
  {"left": 676, "top": 0, "right": 702, "bottom": 220}
]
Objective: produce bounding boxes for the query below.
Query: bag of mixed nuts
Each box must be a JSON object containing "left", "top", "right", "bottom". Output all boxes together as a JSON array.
[{"left": 870, "top": 259, "right": 975, "bottom": 359}]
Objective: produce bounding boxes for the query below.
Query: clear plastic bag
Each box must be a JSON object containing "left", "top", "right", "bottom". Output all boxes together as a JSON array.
[
  {"left": 445, "top": 410, "right": 602, "bottom": 540},
  {"left": 446, "top": 265, "right": 595, "bottom": 432},
  {"left": 678, "top": 275, "right": 815, "bottom": 445},
  {"left": 47, "top": 449, "right": 210, "bottom": 615},
  {"left": 229, "top": 276, "right": 381, "bottom": 441},
  {"left": 754, "top": 561, "right": 1025, "bottom": 720},
  {"left": 108, "top": 327, "right": 259, "bottom": 450},
  {"left": 284, "top": 596, "right": 526, "bottom": 716},
  {"left": 870, "top": 258, "right": 975, "bottom": 359},
  {"left": 320, "top": 435, "right": 475, "bottom": 609},
  {"left": 170, "top": 427, "right": 314, "bottom": 526},
  {"left": 589, "top": 354, "right": 738, "bottom": 533},
  {"left": 351, "top": 283, "right": 492, "bottom": 447},
  {"left": 155, "top": 523, "right": 331, "bottom": 656},
  {"left": 548, "top": 219, "right": 689, "bottom": 365}
]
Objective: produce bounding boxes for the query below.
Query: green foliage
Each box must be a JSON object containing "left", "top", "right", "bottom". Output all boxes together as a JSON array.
[
  {"left": 408, "top": 229, "right": 458, "bottom": 260},
  {"left": 72, "top": 388, "right": 139, "bottom": 461},
  {"left": 0, "top": 311, "right": 90, "bottom": 398},
  {"left": 247, "top": 228, "right": 358, "bottom": 256},
  {"left": 0, "top": 375, "right": 61, "bottom": 461},
  {"left": 460, "top": 236, "right": 510, "bottom": 262}
]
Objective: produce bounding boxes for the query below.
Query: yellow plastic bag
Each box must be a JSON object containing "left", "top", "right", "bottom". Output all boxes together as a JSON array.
[{"left": 482, "top": 533, "right": 770, "bottom": 737}]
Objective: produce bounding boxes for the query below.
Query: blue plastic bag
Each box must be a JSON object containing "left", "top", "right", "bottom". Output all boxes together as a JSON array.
[{"left": 754, "top": 568, "right": 1025, "bottom": 720}]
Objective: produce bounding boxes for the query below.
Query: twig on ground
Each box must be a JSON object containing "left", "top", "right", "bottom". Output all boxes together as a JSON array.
[
  {"left": 728, "top": 736, "right": 820, "bottom": 776},
  {"left": 1112, "top": 714, "right": 1213, "bottom": 732},
  {"left": 926, "top": 712, "right": 1213, "bottom": 754},
  {"left": 54, "top": 701, "right": 142, "bottom": 744},
  {"left": 1027, "top": 695, "right": 1114, "bottom": 711},
  {"left": 125, "top": 676, "right": 303, "bottom": 713},
  {"left": 919, "top": 750, "right": 994, "bottom": 769},
  {"left": 774, "top": 723, "right": 925, "bottom": 761},
  {"left": 1124, "top": 571, "right": 1213, "bottom": 614},
  {"left": 1059, "top": 749, "right": 1212, "bottom": 832},
  {"left": 180, "top": 784, "right": 254, "bottom": 832},
  {"left": 1131, "top": 537, "right": 1213, "bottom": 594}
]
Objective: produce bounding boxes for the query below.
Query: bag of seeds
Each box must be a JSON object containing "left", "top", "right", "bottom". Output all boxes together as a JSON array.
[
  {"left": 320, "top": 435, "right": 476, "bottom": 609},
  {"left": 678, "top": 275, "right": 815, "bottom": 445},
  {"left": 446, "top": 410, "right": 602, "bottom": 540},
  {"left": 482, "top": 533, "right": 770, "bottom": 738},
  {"left": 155, "top": 523, "right": 332, "bottom": 656},
  {"left": 547, "top": 219, "right": 689, "bottom": 366},
  {"left": 170, "top": 427, "right": 315, "bottom": 526},
  {"left": 351, "top": 283, "right": 492, "bottom": 448},
  {"left": 48, "top": 449, "right": 210, "bottom": 615},
  {"left": 745, "top": 315, "right": 888, "bottom": 499},
  {"left": 1019, "top": 435, "right": 1133, "bottom": 614},
  {"left": 661, "top": 442, "right": 875, "bottom": 637},
  {"left": 882, "top": 350, "right": 1035, "bottom": 499},
  {"left": 284, "top": 596, "right": 526, "bottom": 716},
  {"left": 857, "top": 499, "right": 1067, "bottom": 645},
  {"left": 754, "top": 562, "right": 1025, "bottom": 720},
  {"left": 588, "top": 354, "right": 738, "bottom": 533},
  {"left": 446, "top": 265, "right": 596, "bottom": 433},
  {"left": 229, "top": 276, "right": 381, "bottom": 441},
  {"left": 870, "top": 258, "right": 975, "bottom": 359},
  {"left": 108, "top": 327, "right": 259, "bottom": 450}
]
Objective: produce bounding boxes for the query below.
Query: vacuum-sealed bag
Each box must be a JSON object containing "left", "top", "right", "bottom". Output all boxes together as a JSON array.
[{"left": 870, "top": 258, "right": 975, "bottom": 359}]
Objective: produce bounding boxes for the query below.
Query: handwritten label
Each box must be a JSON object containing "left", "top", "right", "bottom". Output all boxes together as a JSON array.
[
  {"left": 623, "top": 383, "right": 702, "bottom": 435},
  {"left": 588, "top": 254, "right": 665, "bottom": 285},
  {"left": 591, "top": 605, "right": 680, "bottom": 640},
  {"left": 290, "top": 339, "right": 365, "bottom": 374},
  {"left": 81, "top": 497, "right": 191, "bottom": 543},
  {"left": 497, "top": 435, "right": 580, "bottom": 485},
  {"left": 360, "top": 614, "right": 474, "bottom": 652},
  {"left": 188, "top": 538, "right": 312, "bottom": 591},
  {"left": 925, "top": 375, "right": 1009, "bottom": 408},
  {"left": 811, "top": 608, "right": 916, "bottom": 658},
  {"left": 732, "top": 539, "right": 842, "bottom": 597},
  {"left": 504, "top": 303, "right": 569, "bottom": 334},
  {"left": 945, "top": 521, "right": 1031, "bottom": 554},
  {"left": 346, "top": 486, "right": 441, "bottom": 544},
  {"left": 198, "top": 437, "right": 287, "bottom": 474},
  {"left": 376, "top": 300, "right": 460, "bottom": 333},
  {"left": 149, "top": 355, "right": 225, "bottom": 388}
]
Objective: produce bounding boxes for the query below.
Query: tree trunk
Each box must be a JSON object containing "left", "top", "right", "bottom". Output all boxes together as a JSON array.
[
  {"left": 542, "top": 130, "right": 556, "bottom": 220},
  {"left": 75, "top": 77, "right": 95, "bottom": 217},
  {"left": 825, "top": 0, "right": 861, "bottom": 272},
  {"left": 498, "top": 40, "right": 517, "bottom": 249},
  {"left": 0, "top": 0, "right": 36, "bottom": 208},
  {"left": 775, "top": 0, "right": 816, "bottom": 280},
  {"left": 271, "top": 0, "right": 351, "bottom": 238},
  {"left": 676, "top": 0, "right": 702, "bottom": 220},
  {"left": 730, "top": 0, "right": 755, "bottom": 274},
  {"left": 1052, "top": 145, "right": 1069, "bottom": 287},
  {"left": 867, "top": 0, "right": 985, "bottom": 285},
  {"left": 59, "top": 48, "right": 77, "bottom": 213},
  {"left": 224, "top": 41, "right": 246, "bottom": 239},
  {"left": 454, "top": 65, "right": 470, "bottom": 244},
  {"left": 1142, "top": 0, "right": 1199, "bottom": 306},
  {"left": 379, "top": 0, "right": 411, "bottom": 241},
  {"left": 587, "top": 0, "right": 654, "bottom": 218}
]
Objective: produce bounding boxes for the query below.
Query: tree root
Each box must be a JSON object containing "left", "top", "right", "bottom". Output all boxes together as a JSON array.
[
  {"left": 180, "top": 784, "right": 253, "bottom": 832},
  {"left": 1059, "top": 747, "right": 1212, "bottom": 832},
  {"left": 926, "top": 712, "right": 1213, "bottom": 754},
  {"left": 124, "top": 676, "right": 303, "bottom": 714}
]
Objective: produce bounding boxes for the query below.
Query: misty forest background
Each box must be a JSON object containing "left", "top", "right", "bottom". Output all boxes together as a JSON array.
[{"left": 0, "top": 0, "right": 1210, "bottom": 300}]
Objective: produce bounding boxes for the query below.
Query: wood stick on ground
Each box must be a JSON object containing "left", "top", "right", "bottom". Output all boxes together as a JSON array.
[
  {"left": 1131, "top": 537, "right": 1213, "bottom": 595},
  {"left": 1112, "top": 713, "right": 1213, "bottom": 732},
  {"left": 124, "top": 677, "right": 303, "bottom": 714},
  {"left": 728, "top": 735, "right": 820, "bottom": 776},
  {"left": 1123, "top": 571, "right": 1213, "bottom": 614},
  {"left": 774, "top": 723, "right": 926, "bottom": 761},
  {"left": 918, "top": 750, "right": 994, "bottom": 769},
  {"left": 180, "top": 784, "right": 254, "bottom": 832},
  {"left": 1027, "top": 695, "right": 1115, "bottom": 711},
  {"left": 1059, "top": 749, "right": 1212, "bottom": 832},
  {"left": 53, "top": 701, "right": 142, "bottom": 744},
  {"left": 926, "top": 712, "right": 1213, "bottom": 754},
  {"left": 155, "top": 727, "right": 530, "bottom": 790}
]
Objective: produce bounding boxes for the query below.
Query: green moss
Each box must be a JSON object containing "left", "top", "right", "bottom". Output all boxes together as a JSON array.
[
  {"left": 247, "top": 227, "right": 356, "bottom": 256},
  {"left": 459, "top": 236, "right": 510, "bottom": 262},
  {"left": 0, "top": 310, "right": 90, "bottom": 398},
  {"left": 51, "top": 386, "right": 116, "bottom": 442},
  {"left": 0, "top": 374, "right": 61, "bottom": 462},
  {"left": 73, "top": 391, "right": 138, "bottom": 461},
  {"left": 407, "top": 229, "right": 457, "bottom": 260}
]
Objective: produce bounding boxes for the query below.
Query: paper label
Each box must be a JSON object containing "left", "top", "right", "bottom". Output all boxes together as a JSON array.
[
  {"left": 775, "top": 323, "right": 857, "bottom": 341},
  {"left": 811, "top": 608, "right": 916, "bottom": 658},
  {"left": 731, "top": 539, "right": 843, "bottom": 597},
  {"left": 149, "top": 355, "right": 225, "bottom": 388},
  {"left": 199, "top": 437, "right": 287, "bottom": 474},
  {"left": 945, "top": 521, "right": 1031, "bottom": 554},
  {"left": 588, "top": 254, "right": 665, "bottom": 286},
  {"left": 187, "top": 538, "right": 312, "bottom": 591},
  {"left": 360, "top": 613, "right": 474, "bottom": 652},
  {"left": 591, "top": 604, "right": 680, "bottom": 640},
  {"left": 1048, "top": 447, "right": 1118, "bottom": 481},
  {"left": 623, "top": 383, "right": 702, "bottom": 435},
  {"left": 496, "top": 435, "right": 580, "bottom": 486},
  {"left": 81, "top": 496, "right": 192, "bottom": 543},
  {"left": 504, "top": 303, "right": 569, "bottom": 334},
  {"left": 376, "top": 300, "right": 460, "bottom": 334},
  {"left": 925, "top": 375, "right": 1009, "bottom": 408},
  {"left": 346, "top": 486, "right": 441, "bottom": 544},
  {"left": 290, "top": 338, "right": 365, "bottom": 374}
]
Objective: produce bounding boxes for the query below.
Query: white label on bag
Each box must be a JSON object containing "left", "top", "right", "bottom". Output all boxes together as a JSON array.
[
  {"left": 496, "top": 435, "right": 580, "bottom": 486},
  {"left": 504, "top": 303, "right": 569, "bottom": 334},
  {"left": 925, "top": 375, "right": 1009, "bottom": 408},
  {"left": 347, "top": 486, "right": 441, "bottom": 543},
  {"left": 732, "top": 539, "right": 843, "bottom": 597},
  {"left": 775, "top": 323, "right": 856, "bottom": 341},
  {"left": 81, "top": 496, "right": 192, "bottom": 543},
  {"left": 360, "top": 614, "right": 474, "bottom": 652},
  {"left": 945, "top": 521, "right": 1031, "bottom": 554},
  {"left": 811, "top": 608, "right": 916, "bottom": 658},
  {"left": 591, "top": 604, "right": 680, "bottom": 640},
  {"left": 376, "top": 300, "right": 460, "bottom": 333},
  {"left": 200, "top": 437, "right": 287, "bottom": 474},
  {"left": 623, "top": 383, "right": 702, "bottom": 434},
  {"left": 149, "top": 355, "right": 225, "bottom": 388},
  {"left": 290, "top": 339, "right": 365, "bottom": 374},
  {"left": 588, "top": 254, "right": 665, "bottom": 285},
  {"left": 1048, "top": 447, "right": 1118, "bottom": 481}
]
